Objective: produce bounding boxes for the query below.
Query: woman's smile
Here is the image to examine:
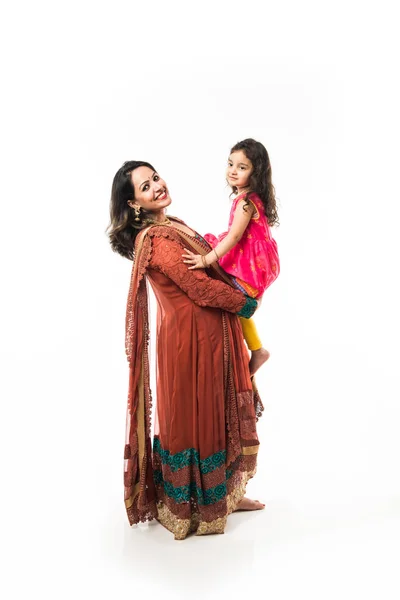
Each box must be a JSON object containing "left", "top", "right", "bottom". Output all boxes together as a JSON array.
[{"left": 155, "top": 190, "right": 168, "bottom": 201}]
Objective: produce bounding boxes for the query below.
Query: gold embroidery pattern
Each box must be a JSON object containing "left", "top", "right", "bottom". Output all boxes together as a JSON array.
[
  {"left": 156, "top": 467, "right": 257, "bottom": 540},
  {"left": 195, "top": 515, "right": 227, "bottom": 536},
  {"left": 157, "top": 502, "right": 193, "bottom": 540}
]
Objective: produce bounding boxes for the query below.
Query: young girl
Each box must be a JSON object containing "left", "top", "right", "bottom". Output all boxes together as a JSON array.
[{"left": 183, "top": 138, "right": 280, "bottom": 375}]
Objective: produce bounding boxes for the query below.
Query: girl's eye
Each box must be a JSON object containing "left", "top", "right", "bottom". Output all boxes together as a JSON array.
[
  {"left": 154, "top": 175, "right": 159, "bottom": 181},
  {"left": 143, "top": 184, "right": 149, "bottom": 191}
]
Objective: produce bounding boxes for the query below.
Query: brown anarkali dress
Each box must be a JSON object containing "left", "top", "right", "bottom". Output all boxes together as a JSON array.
[{"left": 124, "top": 220, "right": 263, "bottom": 539}]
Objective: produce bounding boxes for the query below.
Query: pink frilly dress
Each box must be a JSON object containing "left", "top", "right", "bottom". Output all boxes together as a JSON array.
[{"left": 204, "top": 192, "right": 280, "bottom": 299}]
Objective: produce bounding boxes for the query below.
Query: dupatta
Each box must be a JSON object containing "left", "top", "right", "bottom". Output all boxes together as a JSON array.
[{"left": 124, "top": 226, "right": 157, "bottom": 525}]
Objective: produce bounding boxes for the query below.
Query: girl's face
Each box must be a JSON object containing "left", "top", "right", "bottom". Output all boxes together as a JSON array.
[
  {"left": 129, "top": 166, "right": 171, "bottom": 212},
  {"left": 226, "top": 150, "right": 253, "bottom": 192}
]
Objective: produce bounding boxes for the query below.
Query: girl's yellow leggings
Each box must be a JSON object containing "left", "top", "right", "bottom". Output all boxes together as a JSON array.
[{"left": 239, "top": 317, "right": 262, "bottom": 351}]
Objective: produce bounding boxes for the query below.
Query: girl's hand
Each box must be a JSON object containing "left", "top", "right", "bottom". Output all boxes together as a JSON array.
[{"left": 182, "top": 249, "right": 207, "bottom": 270}]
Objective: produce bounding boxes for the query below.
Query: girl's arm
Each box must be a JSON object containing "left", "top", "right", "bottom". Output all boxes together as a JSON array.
[{"left": 183, "top": 199, "right": 254, "bottom": 269}]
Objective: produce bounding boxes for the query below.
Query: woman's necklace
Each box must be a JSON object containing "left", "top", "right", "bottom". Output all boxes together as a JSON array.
[{"left": 143, "top": 216, "right": 172, "bottom": 226}]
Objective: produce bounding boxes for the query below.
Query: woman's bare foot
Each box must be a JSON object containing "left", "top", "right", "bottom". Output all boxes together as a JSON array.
[
  {"left": 249, "top": 347, "right": 270, "bottom": 376},
  {"left": 235, "top": 497, "right": 265, "bottom": 511}
]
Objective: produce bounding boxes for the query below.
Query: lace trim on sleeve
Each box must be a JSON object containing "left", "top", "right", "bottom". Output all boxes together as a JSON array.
[{"left": 237, "top": 296, "right": 257, "bottom": 319}]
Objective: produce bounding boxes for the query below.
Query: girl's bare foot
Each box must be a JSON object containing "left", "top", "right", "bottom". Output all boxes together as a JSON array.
[
  {"left": 235, "top": 497, "right": 265, "bottom": 511},
  {"left": 249, "top": 347, "right": 270, "bottom": 376}
]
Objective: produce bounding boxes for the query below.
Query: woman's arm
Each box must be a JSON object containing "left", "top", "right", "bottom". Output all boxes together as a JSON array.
[
  {"left": 183, "top": 199, "right": 254, "bottom": 269},
  {"left": 149, "top": 231, "right": 257, "bottom": 317}
]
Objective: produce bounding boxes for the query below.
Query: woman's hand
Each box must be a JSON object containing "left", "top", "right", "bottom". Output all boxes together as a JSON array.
[{"left": 182, "top": 249, "right": 207, "bottom": 270}]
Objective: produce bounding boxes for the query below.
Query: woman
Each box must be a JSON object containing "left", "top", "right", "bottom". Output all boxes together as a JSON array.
[{"left": 108, "top": 160, "right": 265, "bottom": 540}]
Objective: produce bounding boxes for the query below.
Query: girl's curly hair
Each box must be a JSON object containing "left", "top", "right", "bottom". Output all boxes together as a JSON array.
[{"left": 230, "top": 138, "right": 279, "bottom": 227}]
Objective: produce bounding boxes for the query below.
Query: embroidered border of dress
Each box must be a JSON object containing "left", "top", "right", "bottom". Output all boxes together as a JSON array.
[
  {"left": 156, "top": 466, "right": 257, "bottom": 540},
  {"left": 153, "top": 437, "right": 258, "bottom": 509},
  {"left": 153, "top": 437, "right": 226, "bottom": 474}
]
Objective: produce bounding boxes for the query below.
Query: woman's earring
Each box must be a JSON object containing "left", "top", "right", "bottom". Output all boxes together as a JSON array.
[{"left": 133, "top": 205, "right": 141, "bottom": 222}]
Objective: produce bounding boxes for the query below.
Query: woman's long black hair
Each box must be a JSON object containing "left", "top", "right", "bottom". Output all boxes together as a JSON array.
[{"left": 107, "top": 160, "right": 156, "bottom": 260}]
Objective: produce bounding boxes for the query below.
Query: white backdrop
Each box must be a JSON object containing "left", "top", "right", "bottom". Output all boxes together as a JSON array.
[{"left": 1, "top": 1, "right": 399, "bottom": 598}]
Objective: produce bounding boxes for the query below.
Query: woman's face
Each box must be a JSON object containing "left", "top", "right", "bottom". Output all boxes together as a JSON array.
[
  {"left": 130, "top": 166, "right": 171, "bottom": 212},
  {"left": 226, "top": 150, "right": 253, "bottom": 191}
]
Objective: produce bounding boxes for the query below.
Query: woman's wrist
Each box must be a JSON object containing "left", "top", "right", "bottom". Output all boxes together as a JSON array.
[{"left": 205, "top": 249, "right": 220, "bottom": 265}]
